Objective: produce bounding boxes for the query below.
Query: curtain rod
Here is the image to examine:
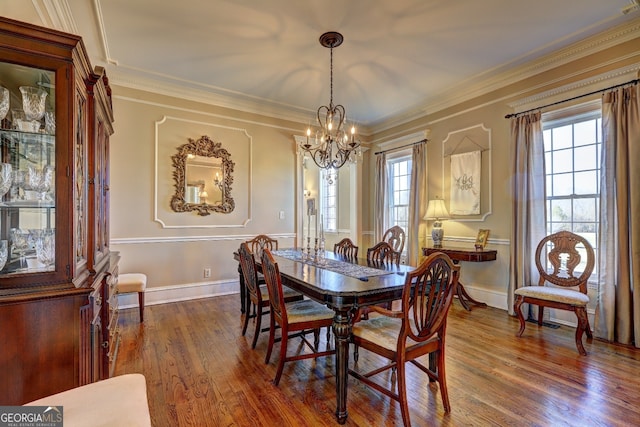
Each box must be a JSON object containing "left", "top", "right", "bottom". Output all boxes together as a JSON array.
[
  {"left": 374, "top": 138, "right": 427, "bottom": 156},
  {"left": 504, "top": 78, "right": 639, "bottom": 119}
]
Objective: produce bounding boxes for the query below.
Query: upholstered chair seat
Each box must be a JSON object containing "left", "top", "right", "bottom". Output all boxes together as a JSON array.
[{"left": 514, "top": 286, "right": 589, "bottom": 305}]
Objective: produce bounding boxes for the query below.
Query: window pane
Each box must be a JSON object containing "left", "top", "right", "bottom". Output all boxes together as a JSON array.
[
  {"left": 574, "top": 170, "right": 597, "bottom": 195},
  {"left": 552, "top": 173, "right": 573, "bottom": 196},
  {"left": 552, "top": 149, "right": 573, "bottom": 173},
  {"left": 551, "top": 199, "right": 571, "bottom": 222},
  {"left": 551, "top": 125, "right": 572, "bottom": 149},
  {"left": 573, "top": 198, "right": 596, "bottom": 223},
  {"left": 574, "top": 145, "right": 596, "bottom": 171},
  {"left": 550, "top": 222, "right": 571, "bottom": 233},
  {"left": 574, "top": 120, "right": 596, "bottom": 146}
]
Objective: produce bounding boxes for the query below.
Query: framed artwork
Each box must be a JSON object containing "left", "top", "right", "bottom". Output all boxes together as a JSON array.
[{"left": 475, "top": 229, "right": 490, "bottom": 250}]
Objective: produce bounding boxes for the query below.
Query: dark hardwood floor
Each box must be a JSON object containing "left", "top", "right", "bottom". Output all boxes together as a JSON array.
[{"left": 115, "top": 294, "right": 640, "bottom": 426}]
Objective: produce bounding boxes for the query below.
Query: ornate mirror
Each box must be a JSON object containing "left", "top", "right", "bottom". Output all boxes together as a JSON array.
[{"left": 171, "top": 135, "right": 235, "bottom": 215}]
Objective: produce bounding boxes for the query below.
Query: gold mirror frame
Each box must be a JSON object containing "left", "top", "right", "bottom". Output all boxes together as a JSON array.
[{"left": 170, "top": 135, "right": 235, "bottom": 216}]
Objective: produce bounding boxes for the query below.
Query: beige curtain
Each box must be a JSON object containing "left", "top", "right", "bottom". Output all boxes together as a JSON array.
[
  {"left": 374, "top": 153, "right": 387, "bottom": 243},
  {"left": 407, "top": 143, "right": 426, "bottom": 266},
  {"left": 596, "top": 82, "right": 640, "bottom": 348},
  {"left": 508, "top": 112, "right": 547, "bottom": 316}
]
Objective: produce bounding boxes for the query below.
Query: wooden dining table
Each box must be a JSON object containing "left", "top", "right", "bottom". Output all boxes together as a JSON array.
[{"left": 234, "top": 248, "right": 414, "bottom": 424}]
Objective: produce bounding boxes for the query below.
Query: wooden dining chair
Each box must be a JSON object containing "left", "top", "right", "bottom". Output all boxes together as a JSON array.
[
  {"left": 334, "top": 238, "right": 358, "bottom": 259},
  {"left": 514, "top": 230, "right": 595, "bottom": 355},
  {"left": 349, "top": 252, "right": 460, "bottom": 427},
  {"left": 246, "top": 234, "right": 278, "bottom": 255},
  {"left": 237, "top": 243, "right": 302, "bottom": 349},
  {"left": 260, "top": 248, "right": 336, "bottom": 385},
  {"left": 367, "top": 241, "right": 401, "bottom": 267},
  {"left": 383, "top": 225, "right": 406, "bottom": 254}
]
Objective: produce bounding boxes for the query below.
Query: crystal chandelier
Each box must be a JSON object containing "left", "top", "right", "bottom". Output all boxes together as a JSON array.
[{"left": 300, "top": 32, "right": 361, "bottom": 175}]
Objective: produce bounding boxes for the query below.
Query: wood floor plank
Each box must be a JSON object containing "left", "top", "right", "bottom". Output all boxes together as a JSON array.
[{"left": 115, "top": 295, "right": 640, "bottom": 426}]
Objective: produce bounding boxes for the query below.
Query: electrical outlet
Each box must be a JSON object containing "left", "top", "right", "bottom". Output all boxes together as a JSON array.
[{"left": 203, "top": 268, "right": 211, "bottom": 278}]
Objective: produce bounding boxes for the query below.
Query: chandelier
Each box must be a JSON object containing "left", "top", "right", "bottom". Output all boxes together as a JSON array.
[{"left": 300, "top": 31, "right": 361, "bottom": 174}]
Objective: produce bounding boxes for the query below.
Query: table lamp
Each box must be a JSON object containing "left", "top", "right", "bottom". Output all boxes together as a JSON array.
[{"left": 424, "top": 198, "right": 450, "bottom": 248}]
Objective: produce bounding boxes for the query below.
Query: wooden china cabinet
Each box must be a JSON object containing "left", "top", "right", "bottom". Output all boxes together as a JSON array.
[{"left": 0, "top": 17, "right": 118, "bottom": 404}]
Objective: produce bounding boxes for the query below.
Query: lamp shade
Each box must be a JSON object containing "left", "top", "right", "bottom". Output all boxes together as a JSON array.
[{"left": 424, "top": 199, "right": 450, "bottom": 220}]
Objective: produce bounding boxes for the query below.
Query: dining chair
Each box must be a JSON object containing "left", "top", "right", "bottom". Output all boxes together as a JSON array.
[
  {"left": 513, "top": 230, "right": 595, "bottom": 355},
  {"left": 237, "top": 242, "right": 303, "bottom": 349},
  {"left": 260, "top": 248, "right": 336, "bottom": 385},
  {"left": 367, "top": 241, "right": 401, "bottom": 267},
  {"left": 246, "top": 234, "right": 278, "bottom": 255},
  {"left": 349, "top": 252, "right": 460, "bottom": 427},
  {"left": 334, "top": 238, "right": 358, "bottom": 258},
  {"left": 383, "top": 225, "right": 406, "bottom": 254}
]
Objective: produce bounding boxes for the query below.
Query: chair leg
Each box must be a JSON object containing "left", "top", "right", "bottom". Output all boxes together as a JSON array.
[
  {"left": 437, "top": 349, "right": 451, "bottom": 412},
  {"left": 514, "top": 296, "right": 526, "bottom": 337},
  {"left": 265, "top": 314, "right": 276, "bottom": 364},
  {"left": 241, "top": 303, "right": 251, "bottom": 336},
  {"left": 396, "top": 357, "right": 411, "bottom": 427},
  {"left": 313, "top": 328, "right": 320, "bottom": 351},
  {"left": 273, "top": 326, "right": 289, "bottom": 385},
  {"left": 138, "top": 291, "right": 145, "bottom": 322},
  {"left": 537, "top": 305, "right": 544, "bottom": 326},
  {"left": 354, "top": 344, "right": 359, "bottom": 362},
  {"left": 251, "top": 304, "right": 263, "bottom": 349},
  {"left": 575, "top": 307, "right": 589, "bottom": 356}
]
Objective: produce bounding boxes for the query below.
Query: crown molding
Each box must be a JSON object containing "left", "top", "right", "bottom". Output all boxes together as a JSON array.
[
  {"left": 34, "top": 0, "right": 77, "bottom": 33},
  {"left": 108, "top": 67, "right": 317, "bottom": 125},
  {"left": 370, "top": 18, "right": 640, "bottom": 134}
]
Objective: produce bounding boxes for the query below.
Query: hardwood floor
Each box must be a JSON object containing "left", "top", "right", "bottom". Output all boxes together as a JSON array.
[{"left": 115, "top": 295, "right": 640, "bottom": 426}]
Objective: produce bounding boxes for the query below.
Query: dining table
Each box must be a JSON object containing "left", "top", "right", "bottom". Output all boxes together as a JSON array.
[{"left": 234, "top": 247, "right": 414, "bottom": 424}]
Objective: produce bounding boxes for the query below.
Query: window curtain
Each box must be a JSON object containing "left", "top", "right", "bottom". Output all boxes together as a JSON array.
[
  {"left": 374, "top": 153, "right": 387, "bottom": 243},
  {"left": 407, "top": 143, "right": 426, "bottom": 266},
  {"left": 596, "top": 82, "right": 640, "bottom": 348},
  {"left": 508, "top": 112, "right": 547, "bottom": 316}
]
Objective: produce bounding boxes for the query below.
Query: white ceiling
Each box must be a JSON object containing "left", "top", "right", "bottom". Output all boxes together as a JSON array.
[{"left": 4, "top": 0, "right": 639, "bottom": 129}]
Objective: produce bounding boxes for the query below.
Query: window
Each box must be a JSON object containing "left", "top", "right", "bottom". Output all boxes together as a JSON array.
[
  {"left": 386, "top": 154, "right": 412, "bottom": 254},
  {"left": 320, "top": 169, "right": 337, "bottom": 232},
  {"left": 542, "top": 106, "right": 601, "bottom": 277}
]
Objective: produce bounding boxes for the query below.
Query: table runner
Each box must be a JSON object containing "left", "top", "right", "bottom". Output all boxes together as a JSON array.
[{"left": 272, "top": 249, "right": 393, "bottom": 278}]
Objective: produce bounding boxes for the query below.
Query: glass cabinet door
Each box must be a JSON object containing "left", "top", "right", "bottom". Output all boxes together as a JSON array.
[{"left": 0, "top": 62, "right": 56, "bottom": 275}]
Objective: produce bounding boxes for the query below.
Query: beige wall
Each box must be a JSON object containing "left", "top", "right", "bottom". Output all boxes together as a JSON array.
[
  {"left": 110, "top": 29, "right": 640, "bottom": 310},
  {"left": 110, "top": 87, "right": 305, "bottom": 303}
]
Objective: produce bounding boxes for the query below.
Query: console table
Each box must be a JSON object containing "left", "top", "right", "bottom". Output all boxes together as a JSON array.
[{"left": 422, "top": 247, "right": 497, "bottom": 311}]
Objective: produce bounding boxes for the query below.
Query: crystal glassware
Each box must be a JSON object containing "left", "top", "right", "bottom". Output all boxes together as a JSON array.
[
  {"left": 44, "top": 110, "right": 55, "bottom": 134},
  {"left": 35, "top": 230, "right": 55, "bottom": 268},
  {"left": 0, "top": 86, "right": 9, "bottom": 123},
  {"left": 23, "top": 165, "right": 54, "bottom": 200},
  {"left": 10, "top": 228, "right": 30, "bottom": 269},
  {"left": 19, "top": 86, "right": 48, "bottom": 122},
  {"left": 0, "top": 163, "right": 12, "bottom": 200},
  {"left": 0, "top": 240, "right": 7, "bottom": 272}
]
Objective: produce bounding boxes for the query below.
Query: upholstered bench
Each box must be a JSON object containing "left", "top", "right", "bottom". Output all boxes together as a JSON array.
[
  {"left": 118, "top": 273, "right": 147, "bottom": 322},
  {"left": 24, "top": 373, "right": 151, "bottom": 426}
]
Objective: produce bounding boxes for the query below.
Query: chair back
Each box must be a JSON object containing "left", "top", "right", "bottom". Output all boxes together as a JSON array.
[
  {"left": 238, "top": 242, "right": 261, "bottom": 303},
  {"left": 260, "top": 248, "right": 287, "bottom": 325},
  {"left": 382, "top": 225, "right": 406, "bottom": 253},
  {"left": 535, "top": 231, "right": 595, "bottom": 294},
  {"left": 334, "top": 238, "right": 359, "bottom": 259},
  {"left": 367, "top": 241, "right": 401, "bottom": 266},
  {"left": 246, "top": 234, "right": 278, "bottom": 257},
  {"left": 400, "top": 252, "right": 459, "bottom": 344}
]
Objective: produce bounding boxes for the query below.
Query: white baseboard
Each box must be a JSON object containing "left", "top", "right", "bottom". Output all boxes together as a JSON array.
[
  {"left": 460, "top": 284, "right": 508, "bottom": 311},
  {"left": 117, "top": 279, "right": 239, "bottom": 309}
]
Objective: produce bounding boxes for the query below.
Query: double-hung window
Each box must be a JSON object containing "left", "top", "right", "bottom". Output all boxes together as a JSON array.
[
  {"left": 320, "top": 169, "right": 337, "bottom": 232},
  {"left": 386, "top": 154, "right": 412, "bottom": 257},
  {"left": 542, "top": 104, "right": 601, "bottom": 283}
]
